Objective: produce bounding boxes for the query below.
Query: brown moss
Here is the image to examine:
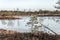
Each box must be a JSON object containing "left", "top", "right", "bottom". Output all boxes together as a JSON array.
[{"left": 0, "top": 29, "right": 59, "bottom": 40}]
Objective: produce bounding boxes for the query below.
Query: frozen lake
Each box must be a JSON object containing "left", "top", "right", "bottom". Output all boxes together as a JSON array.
[{"left": 0, "top": 16, "right": 60, "bottom": 34}]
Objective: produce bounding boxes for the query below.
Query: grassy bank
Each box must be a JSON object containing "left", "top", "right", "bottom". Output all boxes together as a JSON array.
[{"left": 0, "top": 29, "right": 59, "bottom": 40}]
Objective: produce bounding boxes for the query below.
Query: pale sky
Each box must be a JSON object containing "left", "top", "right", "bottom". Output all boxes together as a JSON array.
[{"left": 0, "top": 0, "right": 57, "bottom": 11}]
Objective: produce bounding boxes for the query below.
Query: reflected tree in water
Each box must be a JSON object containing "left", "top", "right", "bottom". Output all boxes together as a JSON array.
[
  {"left": 1, "top": 20, "right": 7, "bottom": 25},
  {"left": 48, "top": 17, "right": 60, "bottom": 22},
  {"left": 17, "top": 19, "right": 20, "bottom": 26},
  {"left": 7, "top": 20, "right": 14, "bottom": 26}
]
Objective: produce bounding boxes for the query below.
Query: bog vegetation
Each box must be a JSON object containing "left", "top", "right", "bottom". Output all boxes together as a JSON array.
[{"left": 0, "top": 10, "right": 60, "bottom": 40}]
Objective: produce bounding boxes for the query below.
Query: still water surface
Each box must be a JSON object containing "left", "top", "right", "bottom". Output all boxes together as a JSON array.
[{"left": 0, "top": 16, "right": 60, "bottom": 34}]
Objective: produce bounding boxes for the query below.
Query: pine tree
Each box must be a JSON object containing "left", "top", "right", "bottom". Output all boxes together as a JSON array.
[
  {"left": 54, "top": 0, "right": 60, "bottom": 22},
  {"left": 27, "top": 15, "right": 39, "bottom": 33},
  {"left": 55, "top": 0, "right": 60, "bottom": 9}
]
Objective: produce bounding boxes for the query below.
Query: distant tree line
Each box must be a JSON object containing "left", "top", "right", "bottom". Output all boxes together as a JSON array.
[{"left": 0, "top": 10, "right": 60, "bottom": 16}]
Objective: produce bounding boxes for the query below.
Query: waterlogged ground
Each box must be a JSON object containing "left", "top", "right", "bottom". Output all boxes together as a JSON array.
[{"left": 0, "top": 16, "right": 60, "bottom": 34}]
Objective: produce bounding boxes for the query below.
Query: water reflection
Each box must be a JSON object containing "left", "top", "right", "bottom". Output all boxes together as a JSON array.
[
  {"left": 0, "top": 16, "right": 60, "bottom": 34},
  {"left": 8, "top": 20, "right": 14, "bottom": 26},
  {"left": 1, "top": 20, "right": 7, "bottom": 25},
  {"left": 1, "top": 20, "right": 14, "bottom": 26}
]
